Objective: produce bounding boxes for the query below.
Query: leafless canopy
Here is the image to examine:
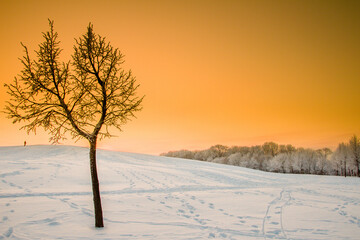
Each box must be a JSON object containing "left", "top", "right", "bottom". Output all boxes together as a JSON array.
[{"left": 4, "top": 20, "right": 143, "bottom": 143}]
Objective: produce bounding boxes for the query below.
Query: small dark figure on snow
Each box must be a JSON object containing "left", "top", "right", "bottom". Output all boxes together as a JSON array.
[{"left": 24, "top": 141, "right": 26, "bottom": 147}]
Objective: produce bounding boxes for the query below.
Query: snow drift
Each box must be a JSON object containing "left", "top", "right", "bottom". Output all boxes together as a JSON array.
[{"left": 0, "top": 145, "right": 359, "bottom": 239}]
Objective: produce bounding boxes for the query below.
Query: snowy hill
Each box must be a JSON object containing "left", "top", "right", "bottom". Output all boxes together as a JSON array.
[{"left": 0, "top": 145, "right": 359, "bottom": 239}]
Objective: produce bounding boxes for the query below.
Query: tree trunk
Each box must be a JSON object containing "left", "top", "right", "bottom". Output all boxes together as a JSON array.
[{"left": 89, "top": 138, "right": 104, "bottom": 227}]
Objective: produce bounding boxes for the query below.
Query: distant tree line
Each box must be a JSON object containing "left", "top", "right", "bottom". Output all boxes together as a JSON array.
[{"left": 161, "top": 135, "right": 360, "bottom": 177}]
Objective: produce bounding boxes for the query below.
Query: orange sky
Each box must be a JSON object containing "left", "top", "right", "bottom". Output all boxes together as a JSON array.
[{"left": 0, "top": 0, "right": 359, "bottom": 154}]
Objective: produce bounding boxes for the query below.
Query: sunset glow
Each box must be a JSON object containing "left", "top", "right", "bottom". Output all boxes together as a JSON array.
[{"left": 0, "top": 0, "right": 359, "bottom": 154}]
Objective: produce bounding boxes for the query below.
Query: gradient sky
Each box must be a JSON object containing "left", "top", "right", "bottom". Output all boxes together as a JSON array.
[{"left": 0, "top": 0, "right": 359, "bottom": 154}]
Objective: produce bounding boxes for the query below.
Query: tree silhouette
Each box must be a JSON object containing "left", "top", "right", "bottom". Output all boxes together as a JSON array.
[{"left": 4, "top": 20, "right": 144, "bottom": 227}]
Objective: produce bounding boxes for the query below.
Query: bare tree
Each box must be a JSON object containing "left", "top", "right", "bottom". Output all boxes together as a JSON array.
[{"left": 4, "top": 20, "right": 144, "bottom": 227}]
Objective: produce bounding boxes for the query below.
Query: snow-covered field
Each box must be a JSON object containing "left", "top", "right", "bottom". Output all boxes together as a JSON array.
[{"left": 0, "top": 145, "right": 359, "bottom": 239}]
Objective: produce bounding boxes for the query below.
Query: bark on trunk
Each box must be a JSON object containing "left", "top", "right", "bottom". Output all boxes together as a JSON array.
[{"left": 89, "top": 138, "right": 104, "bottom": 227}]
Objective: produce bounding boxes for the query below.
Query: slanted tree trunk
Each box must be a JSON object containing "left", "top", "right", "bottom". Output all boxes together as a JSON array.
[{"left": 89, "top": 137, "right": 104, "bottom": 227}]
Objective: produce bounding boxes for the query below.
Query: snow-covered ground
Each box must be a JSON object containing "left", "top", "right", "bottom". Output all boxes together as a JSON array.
[{"left": 0, "top": 145, "right": 359, "bottom": 239}]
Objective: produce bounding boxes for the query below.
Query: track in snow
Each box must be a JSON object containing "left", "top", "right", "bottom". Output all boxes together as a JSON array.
[{"left": 1, "top": 145, "right": 360, "bottom": 239}]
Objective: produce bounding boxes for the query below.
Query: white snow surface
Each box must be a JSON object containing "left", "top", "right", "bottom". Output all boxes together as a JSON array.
[{"left": 0, "top": 145, "right": 359, "bottom": 240}]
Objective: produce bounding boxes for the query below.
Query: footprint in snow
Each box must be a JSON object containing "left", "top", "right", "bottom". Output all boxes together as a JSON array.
[
  {"left": 48, "top": 221, "right": 60, "bottom": 226},
  {"left": 146, "top": 196, "right": 155, "bottom": 201},
  {"left": 219, "top": 233, "right": 227, "bottom": 238},
  {"left": 4, "top": 227, "right": 13, "bottom": 238},
  {"left": 194, "top": 218, "right": 206, "bottom": 225},
  {"left": 339, "top": 211, "right": 347, "bottom": 216}
]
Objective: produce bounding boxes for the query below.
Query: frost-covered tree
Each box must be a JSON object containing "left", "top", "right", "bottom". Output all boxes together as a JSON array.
[
  {"left": 339, "top": 143, "right": 350, "bottom": 177},
  {"left": 349, "top": 135, "right": 360, "bottom": 177},
  {"left": 162, "top": 142, "right": 356, "bottom": 176},
  {"left": 194, "top": 150, "right": 208, "bottom": 161},
  {"left": 161, "top": 150, "right": 194, "bottom": 159},
  {"left": 209, "top": 145, "right": 229, "bottom": 159},
  {"left": 268, "top": 153, "right": 288, "bottom": 173},
  {"left": 278, "top": 144, "right": 296, "bottom": 154},
  {"left": 318, "top": 148, "right": 332, "bottom": 160},
  {"left": 4, "top": 20, "right": 143, "bottom": 227},
  {"left": 228, "top": 152, "right": 242, "bottom": 166},
  {"left": 262, "top": 142, "right": 279, "bottom": 157},
  {"left": 315, "top": 153, "right": 329, "bottom": 175},
  {"left": 291, "top": 149, "right": 310, "bottom": 174},
  {"left": 331, "top": 146, "right": 343, "bottom": 176}
]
